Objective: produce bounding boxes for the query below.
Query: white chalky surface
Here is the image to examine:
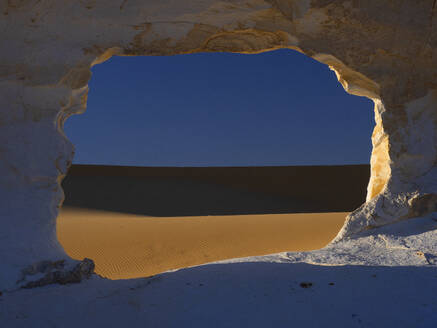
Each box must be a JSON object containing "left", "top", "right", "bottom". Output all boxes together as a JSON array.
[{"left": 2, "top": 215, "right": 436, "bottom": 327}]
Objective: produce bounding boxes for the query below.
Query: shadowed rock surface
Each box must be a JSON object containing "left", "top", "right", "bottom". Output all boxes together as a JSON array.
[{"left": 19, "top": 259, "right": 95, "bottom": 289}]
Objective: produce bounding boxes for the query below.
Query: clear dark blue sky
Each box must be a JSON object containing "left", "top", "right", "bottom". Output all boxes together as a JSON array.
[{"left": 65, "top": 49, "right": 374, "bottom": 167}]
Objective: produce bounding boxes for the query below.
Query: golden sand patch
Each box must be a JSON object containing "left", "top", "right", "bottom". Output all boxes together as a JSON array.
[{"left": 58, "top": 207, "right": 347, "bottom": 279}]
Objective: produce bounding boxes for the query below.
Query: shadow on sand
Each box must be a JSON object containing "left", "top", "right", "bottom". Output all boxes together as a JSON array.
[{"left": 62, "top": 164, "right": 370, "bottom": 216}]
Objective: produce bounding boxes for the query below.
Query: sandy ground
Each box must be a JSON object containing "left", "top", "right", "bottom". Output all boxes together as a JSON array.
[
  {"left": 58, "top": 207, "right": 347, "bottom": 279},
  {"left": 6, "top": 216, "right": 437, "bottom": 327}
]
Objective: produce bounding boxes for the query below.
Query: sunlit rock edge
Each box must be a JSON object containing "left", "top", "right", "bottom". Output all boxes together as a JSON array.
[{"left": 0, "top": 0, "right": 436, "bottom": 294}]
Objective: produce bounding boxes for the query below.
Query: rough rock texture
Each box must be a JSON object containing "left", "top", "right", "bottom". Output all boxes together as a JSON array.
[
  {"left": 0, "top": 0, "right": 436, "bottom": 290},
  {"left": 19, "top": 258, "right": 95, "bottom": 289}
]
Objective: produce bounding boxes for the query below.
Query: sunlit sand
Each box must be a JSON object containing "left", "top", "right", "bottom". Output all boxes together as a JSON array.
[{"left": 58, "top": 207, "right": 347, "bottom": 279}]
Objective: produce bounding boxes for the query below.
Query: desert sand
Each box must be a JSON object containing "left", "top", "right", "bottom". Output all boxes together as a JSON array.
[
  {"left": 57, "top": 164, "right": 366, "bottom": 279},
  {"left": 11, "top": 213, "right": 437, "bottom": 327},
  {"left": 9, "top": 163, "right": 437, "bottom": 327},
  {"left": 58, "top": 207, "right": 347, "bottom": 279}
]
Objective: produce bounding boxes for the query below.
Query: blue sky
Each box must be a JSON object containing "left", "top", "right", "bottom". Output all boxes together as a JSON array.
[{"left": 65, "top": 49, "right": 374, "bottom": 167}]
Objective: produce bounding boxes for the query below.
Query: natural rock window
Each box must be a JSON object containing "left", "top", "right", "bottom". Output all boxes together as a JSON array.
[
  {"left": 58, "top": 50, "right": 374, "bottom": 279},
  {"left": 1, "top": 0, "right": 436, "bottom": 291}
]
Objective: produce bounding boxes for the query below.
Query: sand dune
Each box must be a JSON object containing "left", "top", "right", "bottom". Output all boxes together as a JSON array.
[
  {"left": 58, "top": 164, "right": 364, "bottom": 279},
  {"left": 58, "top": 207, "right": 347, "bottom": 279},
  {"left": 63, "top": 164, "right": 369, "bottom": 215}
]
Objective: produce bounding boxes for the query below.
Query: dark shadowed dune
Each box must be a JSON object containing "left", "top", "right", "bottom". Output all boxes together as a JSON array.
[{"left": 62, "top": 164, "right": 370, "bottom": 216}]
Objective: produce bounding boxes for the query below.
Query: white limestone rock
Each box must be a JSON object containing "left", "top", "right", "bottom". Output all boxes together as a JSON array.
[{"left": 0, "top": 0, "right": 436, "bottom": 289}]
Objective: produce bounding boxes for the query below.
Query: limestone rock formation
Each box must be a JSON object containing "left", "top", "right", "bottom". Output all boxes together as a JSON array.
[
  {"left": 0, "top": 0, "right": 436, "bottom": 290},
  {"left": 19, "top": 258, "right": 95, "bottom": 289}
]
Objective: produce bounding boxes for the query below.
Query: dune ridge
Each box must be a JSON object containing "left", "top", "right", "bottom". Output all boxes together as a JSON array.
[{"left": 63, "top": 164, "right": 369, "bottom": 215}]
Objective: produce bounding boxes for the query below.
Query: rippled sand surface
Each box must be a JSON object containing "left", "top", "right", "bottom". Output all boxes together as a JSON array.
[{"left": 58, "top": 207, "right": 347, "bottom": 279}]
